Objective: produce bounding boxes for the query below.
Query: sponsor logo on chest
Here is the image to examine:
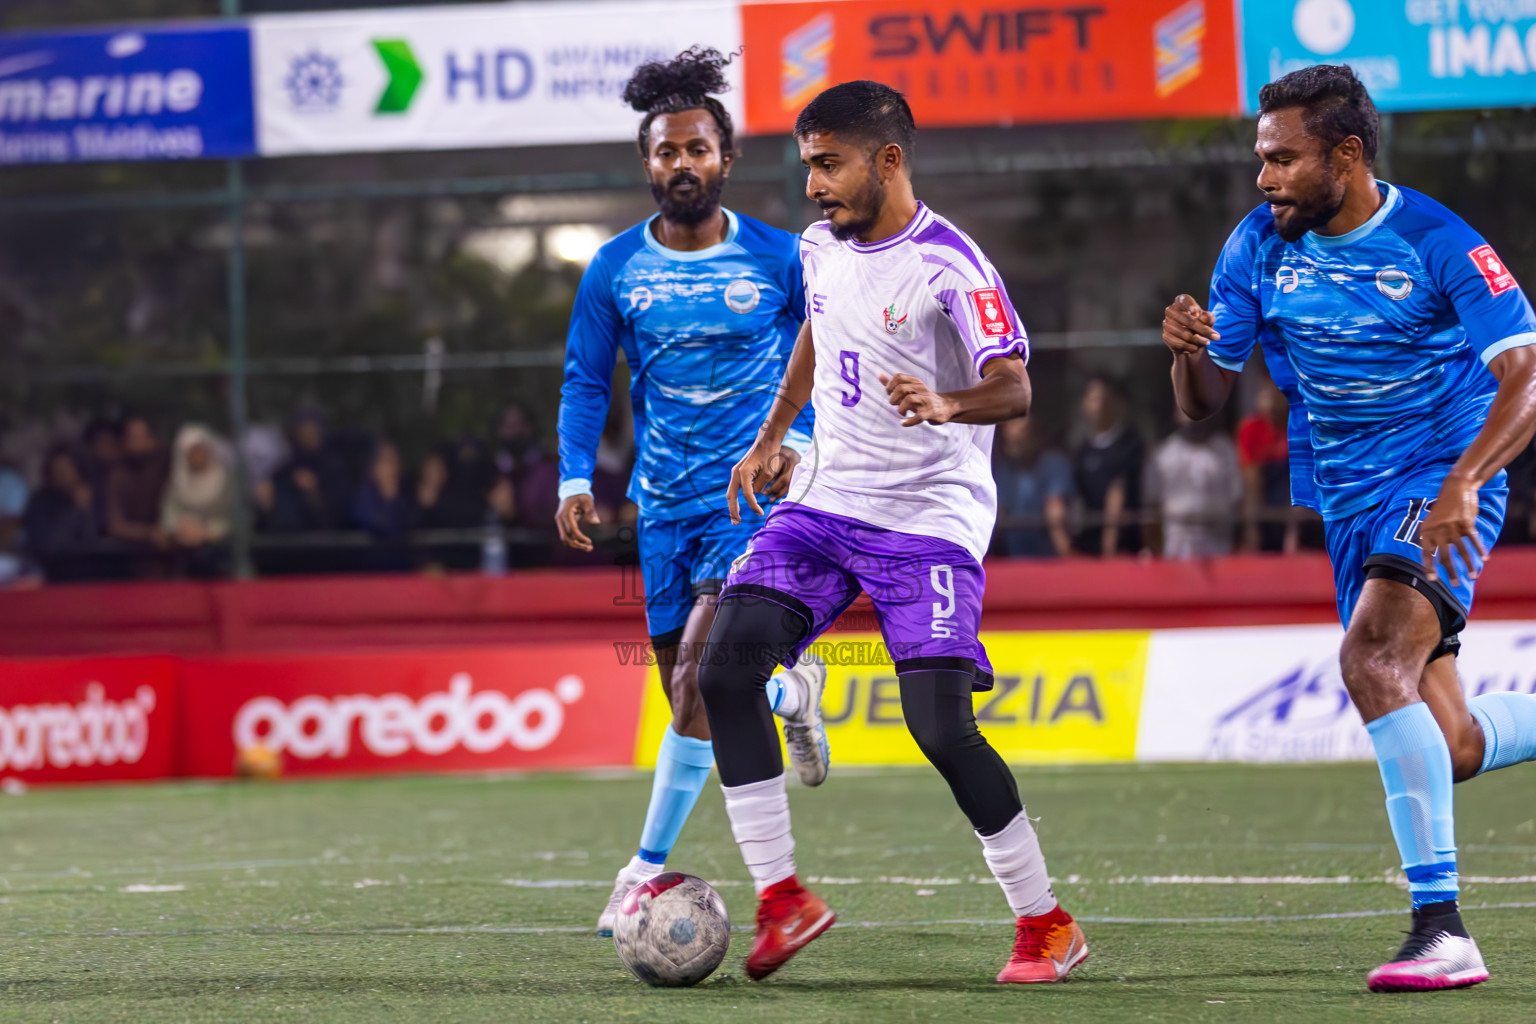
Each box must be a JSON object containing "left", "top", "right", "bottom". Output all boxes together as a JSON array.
[
  {"left": 724, "top": 278, "right": 761, "bottom": 314},
  {"left": 1375, "top": 268, "right": 1412, "bottom": 300}
]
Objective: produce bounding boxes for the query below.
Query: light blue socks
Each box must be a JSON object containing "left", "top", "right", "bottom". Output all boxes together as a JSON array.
[
  {"left": 637, "top": 726, "right": 715, "bottom": 865},
  {"left": 1366, "top": 702, "right": 1459, "bottom": 908},
  {"left": 1468, "top": 691, "right": 1536, "bottom": 775}
]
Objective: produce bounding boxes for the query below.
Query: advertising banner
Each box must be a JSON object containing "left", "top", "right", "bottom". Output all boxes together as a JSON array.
[
  {"left": 0, "top": 24, "right": 254, "bottom": 164},
  {"left": 740, "top": 0, "right": 1240, "bottom": 134},
  {"left": 1137, "top": 621, "right": 1536, "bottom": 762},
  {"left": 252, "top": 0, "right": 742, "bottom": 156},
  {"left": 1242, "top": 0, "right": 1536, "bottom": 113},
  {"left": 0, "top": 656, "right": 179, "bottom": 783},
  {"left": 179, "top": 646, "right": 647, "bottom": 777},
  {"left": 633, "top": 630, "right": 1151, "bottom": 767}
]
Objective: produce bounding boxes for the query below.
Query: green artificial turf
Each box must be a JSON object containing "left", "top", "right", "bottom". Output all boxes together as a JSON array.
[{"left": 5, "top": 762, "right": 1536, "bottom": 1023}]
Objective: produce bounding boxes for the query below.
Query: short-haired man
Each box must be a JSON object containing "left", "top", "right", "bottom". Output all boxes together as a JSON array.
[{"left": 697, "top": 81, "right": 1087, "bottom": 985}]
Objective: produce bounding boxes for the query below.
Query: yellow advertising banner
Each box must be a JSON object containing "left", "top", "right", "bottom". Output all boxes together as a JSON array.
[{"left": 633, "top": 630, "right": 1150, "bottom": 768}]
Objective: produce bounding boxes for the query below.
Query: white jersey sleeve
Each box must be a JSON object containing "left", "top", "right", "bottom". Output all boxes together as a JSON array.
[{"left": 919, "top": 232, "right": 1030, "bottom": 374}]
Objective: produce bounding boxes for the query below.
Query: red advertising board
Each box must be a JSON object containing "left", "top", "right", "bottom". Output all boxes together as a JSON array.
[
  {"left": 0, "top": 656, "right": 179, "bottom": 783},
  {"left": 741, "top": 0, "right": 1240, "bottom": 133},
  {"left": 179, "top": 646, "right": 647, "bottom": 778}
]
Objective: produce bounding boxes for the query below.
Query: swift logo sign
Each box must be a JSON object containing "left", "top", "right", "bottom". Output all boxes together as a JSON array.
[
  {"left": 253, "top": 1, "right": 741, "bottom": 155},
  {"left": 742, "top": 0, "right": 1239, "bottom": 133}
]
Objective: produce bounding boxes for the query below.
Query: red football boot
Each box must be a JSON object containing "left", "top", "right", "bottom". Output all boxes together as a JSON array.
[
  {"left": 744, "top": 876, "right": 836, "bottom": 980},
  {"left": 996, "top": 904, "right": 1089, "bottom": 984}
]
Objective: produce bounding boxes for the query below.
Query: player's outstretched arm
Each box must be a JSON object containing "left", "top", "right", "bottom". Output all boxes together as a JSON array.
[
  {"left": 1420, "top": 344, "right": 1536, "bottom": 584},
  {"left": 727, "top": 320, "right": 816, "bottom": 523},
  {"left": 879, "top": 353, "right": 1029, "bottom": 427},
  {"left": 1164, "top": 294, "right": 1237, "bottom": 420}
]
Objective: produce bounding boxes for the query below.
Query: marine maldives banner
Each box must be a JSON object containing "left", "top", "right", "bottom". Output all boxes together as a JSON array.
[
  {"left": 252, "top": 0, "right": 742, "bottom": 156},
  {"left": 1242, "top": 0, "right": 1536, "bottom": 114},
  {"left": 179, "top": 646, "right": 647, "bottom": 777},
  {"left": 740, "top": 0, "right": 1241, "bottom": 133},
  {"left": 0, "top": 23, "right": 254, "bottom": 164},
  {"left": 0, "top": 656, "right": 178, "bottom": 783}
]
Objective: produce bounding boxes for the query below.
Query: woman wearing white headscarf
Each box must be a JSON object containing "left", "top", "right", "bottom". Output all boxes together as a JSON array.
[{"left": 161, "top": 424, "right": 234, "bottom": 559}]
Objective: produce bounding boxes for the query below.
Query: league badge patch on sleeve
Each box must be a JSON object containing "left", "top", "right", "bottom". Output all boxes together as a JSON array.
[
  {"left": 969, "top": 287, "right": 1014, "bottom": 337},
  {"left": 1469, "top": 244, "right": 1518, "bottom": 296}
]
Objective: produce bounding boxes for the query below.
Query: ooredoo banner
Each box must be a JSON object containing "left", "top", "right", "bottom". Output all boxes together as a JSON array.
[
  {"left": 0, "top": 656, "right": 178, "bottom": 782},
  {"left": 633, "top": 629, "right": 1151, "bottom": 767},
  {"left": 1137, "top": 621, "right": 1536, "bottom": 762},
  {"left": 1242, "top": 0, "right": 1536, "bottom": 113},
  {"left": 251, "top": 0, "right": 742, "bottom": 156},
  {"left": 740, "top": 0, "right": 1241, "bottom": 133},
  {"left": 178, "top": 646, "right": 647, "bottom": 776},
  {"left": 0, "top": 23, "right": 254, "bottom": 164}
]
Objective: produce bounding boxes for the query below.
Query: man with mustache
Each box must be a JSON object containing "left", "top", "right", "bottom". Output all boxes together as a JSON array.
[
  {"left": 556, "top": 46, "right": 830, "bottom": 937},
  {"left": 697, "top": 80, "right": 1086, "bottom": 984},
  {"left": 1162, "top": 64, "right": 1536, "bottom": 992}
]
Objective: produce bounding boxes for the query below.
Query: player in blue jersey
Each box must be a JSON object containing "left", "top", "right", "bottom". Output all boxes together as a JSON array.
[
  {"left": 1162, "top": 65, "right": 1536, "bottom": 992},
  {"left": 554, "top": 48, "right": 829, "bottom": 936}
]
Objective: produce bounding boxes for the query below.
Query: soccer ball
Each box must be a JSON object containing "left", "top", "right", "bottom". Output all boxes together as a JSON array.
[{"left": 613, "top": 872, "right": 730, "bottom": 987}]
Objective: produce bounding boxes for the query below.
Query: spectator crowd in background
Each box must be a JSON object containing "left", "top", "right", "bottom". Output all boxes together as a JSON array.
[{"left": 4, "top": 374, "right": 1536, "bottom": 585}]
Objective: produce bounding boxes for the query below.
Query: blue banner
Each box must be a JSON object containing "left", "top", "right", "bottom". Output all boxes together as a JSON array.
[
  {"left": 1242, "top": 0, "right": 1536, "bottom": 113},
  {"left": 0, "top": 23, "right": 254, "bottom": 164}
]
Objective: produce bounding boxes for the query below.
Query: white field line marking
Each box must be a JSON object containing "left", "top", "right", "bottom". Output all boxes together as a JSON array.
[
  {"left": 500, "top": 873, "right": 1536, "bottom": 888},
  {"left": 10, "top": 872, "right": 1536, "bottom": 899},
  {"left": 11, "top": 901, "right": 1536, "bottom": 939}
]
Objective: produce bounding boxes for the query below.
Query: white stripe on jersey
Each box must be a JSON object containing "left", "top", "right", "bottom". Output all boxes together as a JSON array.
[{"left": 788, "top": 203, "right": 1027, "bottom": 561}]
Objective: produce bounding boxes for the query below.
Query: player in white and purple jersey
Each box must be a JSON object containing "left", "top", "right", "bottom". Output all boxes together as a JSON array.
[{"left": 695, "top": 81, "right": 1087, "bottom": 984}]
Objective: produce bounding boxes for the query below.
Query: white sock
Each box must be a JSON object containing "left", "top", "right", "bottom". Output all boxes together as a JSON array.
[
  {"left": 767, "top": 667, "right": 805, "bottom": 721},
  {"left": 979, "top": 809, "right": 1056, "bottom": 918},
  {"left": 720, "top": 774, "right": 797, "bottom": 893}
]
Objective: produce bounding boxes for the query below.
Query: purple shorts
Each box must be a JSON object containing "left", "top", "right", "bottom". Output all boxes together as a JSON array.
[{"left": 720, "top": 503, "right": 993, "bottom": 688}]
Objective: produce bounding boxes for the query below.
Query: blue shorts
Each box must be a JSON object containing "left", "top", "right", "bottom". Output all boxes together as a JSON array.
[
  {"left": 1325, "top": 462, "right": 1506, "bottom": 633},
  {"left": 639, "top": 511, "right": 762, "bottom": 643}
]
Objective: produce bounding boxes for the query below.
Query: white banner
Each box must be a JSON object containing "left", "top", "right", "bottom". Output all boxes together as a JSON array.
[
  {"left": 252, "top": 0, "right": 743, "bottom": 156},
  {"left": 1137, "top": 622, "right": 1536, "bottom": 763}
]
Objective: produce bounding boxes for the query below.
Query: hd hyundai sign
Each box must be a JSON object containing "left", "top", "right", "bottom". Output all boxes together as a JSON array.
[{"left": 0, "top": 23, "right": 255, "bottom": 164}]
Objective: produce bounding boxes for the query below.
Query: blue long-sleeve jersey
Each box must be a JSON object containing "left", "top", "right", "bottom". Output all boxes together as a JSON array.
[
  {"left": 1208, "top": 182, "right": 1536, "bottom": 519},
  {"left": 557, "top": 208, "right": 813, "bottom": 523}
]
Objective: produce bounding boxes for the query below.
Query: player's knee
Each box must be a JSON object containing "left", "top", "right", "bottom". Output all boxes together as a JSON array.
[
  {"left": 1339, "top": 626, "right": 1413, "bottom": 688},
  {"left": 668, "top": 665, "right": 706, "bottom": 723},
  {"left": 905, "top": 714, "right": 971, "bottom": 769}
]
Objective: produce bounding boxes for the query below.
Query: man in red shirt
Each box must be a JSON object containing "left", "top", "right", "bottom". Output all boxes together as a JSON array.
[{"left": 1236, "top": 380, "right": 1296, "bottom": 552}]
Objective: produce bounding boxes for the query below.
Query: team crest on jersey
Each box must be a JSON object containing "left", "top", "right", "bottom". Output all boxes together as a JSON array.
[
  {"left": 969, "top": 287, "right": 1013, "bottom": 337},
  {"left": 724, "top": 278, "right": 761, "bottom": 314},
  {"left": 882, "top": 303, "right": 908, "bottom": 334},
  {"left": 1376, "top": 268, "right": 1413, "bottom": 300},
  {"left": 1469, "top": 244, "right": 1518, "bottom": 296}
]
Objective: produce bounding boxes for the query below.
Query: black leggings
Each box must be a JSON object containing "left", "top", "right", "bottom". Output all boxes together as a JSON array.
[{"left": 698, "top": 593, "right": 1024, "bottom": 837}]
